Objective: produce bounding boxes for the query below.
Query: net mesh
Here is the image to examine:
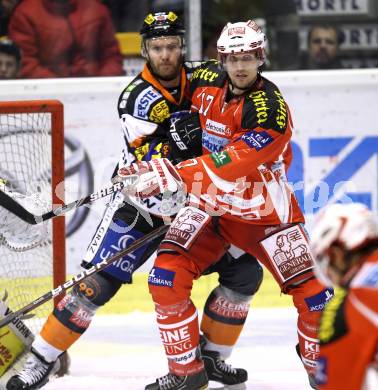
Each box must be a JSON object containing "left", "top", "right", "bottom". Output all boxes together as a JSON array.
[{"left": 0, "top": 110, "right": 56, "bottom": 334}]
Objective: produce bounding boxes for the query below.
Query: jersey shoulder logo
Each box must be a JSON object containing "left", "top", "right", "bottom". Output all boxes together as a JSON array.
[
  {"left": 190, "top": 62, "right": 223, "bottom": 89},
  {"left": 243, "top": 81, "right": 288, "bottom": 134},
  {"left": 133, "top": 86, "right": 162, "bottom": 120},
  {"left": 149, "top": 100, "right": 170, "bottom": 123},
  {"left": 241, "top": 129, "right": 273, "bottom": 151}
]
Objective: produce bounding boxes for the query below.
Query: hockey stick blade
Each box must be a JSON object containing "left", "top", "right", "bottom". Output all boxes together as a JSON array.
[
  {"left": 0, "top": 176, "right": 138, "bottom": 224},
  {"left": 0, "top": 224, "right": 169, "bottom": 329}
]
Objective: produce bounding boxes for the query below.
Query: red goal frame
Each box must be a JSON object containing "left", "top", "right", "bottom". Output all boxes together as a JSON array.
[{"left": 0, "top": 99, "right": 66, "bottom": 305}]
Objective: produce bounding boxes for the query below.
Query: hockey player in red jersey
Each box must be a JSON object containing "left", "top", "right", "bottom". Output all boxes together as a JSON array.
[
  {"left": 6, "top": 12, "right": 262, "bottom": 390},
  {"left": 116, "top": 20, "right": 331, "bottom": 389},
  {"left": 311, "top": 203, "right": 378, "bottom": 390}
]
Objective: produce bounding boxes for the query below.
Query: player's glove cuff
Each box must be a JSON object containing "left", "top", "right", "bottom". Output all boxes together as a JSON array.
[{"left": 116, "top": 158, "right": 184, "bottom": 199}]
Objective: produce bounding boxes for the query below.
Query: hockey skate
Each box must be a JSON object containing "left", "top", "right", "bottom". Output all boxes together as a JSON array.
[
  {"left": 145, "top": 369, "right": 208, "bottom": 390},
  {"left": 201, "top": 349, "right": 247, "bottom": 385},
  {"left": 6, "top": 348, "right": 61, "bottom": 390},
  {"left": 200, "top": 336, "right": 247, "bottom": 385}
]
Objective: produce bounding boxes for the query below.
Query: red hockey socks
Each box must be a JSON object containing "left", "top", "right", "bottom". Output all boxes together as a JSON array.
[
  {"left": 155, "top": 300, "right": 204, "bottom": 375},
  {"left": 291, "top": 278, "right": 332, "bottom": 375}
]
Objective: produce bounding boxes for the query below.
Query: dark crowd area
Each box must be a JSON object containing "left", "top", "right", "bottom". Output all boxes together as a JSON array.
[{"left": 1, "top": 0, "right": 377, "bottom": 79}]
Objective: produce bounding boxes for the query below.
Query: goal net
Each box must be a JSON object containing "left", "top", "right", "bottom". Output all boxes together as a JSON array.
[{"left": 0, "top": 100, "right": 66, "bottom": 336}]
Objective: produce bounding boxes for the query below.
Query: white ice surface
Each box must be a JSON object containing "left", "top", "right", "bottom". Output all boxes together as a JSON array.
[{"left": 41, "top": 307, "right": 312, "bottom": 390}]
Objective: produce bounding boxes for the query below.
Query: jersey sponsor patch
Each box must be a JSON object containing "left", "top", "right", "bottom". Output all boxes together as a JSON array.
[
  {"left": 248, "top": 90, "right": 270, "bottom": 126},
  {"left": 134, "top": 86, "right": 161, "bottom": 119},
  {"left": 319, "top": 287, "right": 348, "bottom": 344},
  {"left": 159, "top": 318, "right": 198, "bottom": 365},
  {"left": 149, "top": 100, "right": 170, "bottom": 123},
  {"left": 305, "top": 288, "right": 334, "bottom": 312},
  {"left": 148, "top": 267, "right": 175, "bottom": 288},
  {"left": 301, "top": 338, "right": 319, "bottom": 368},
  {"left": 241, "top": 130, "right": 273, "bottom": 150},
  {"left": 191, "top": 66, "right": 220, "bottom": 83},
  {"left": 202, "top": 131, "right": 229, "bottom": 153},
  {"left": 205, "top": 118, "right": 231, "bottom": 136},
  {"left": 56, "top": 294, "right": 72, "bottom": 311},
  {"left": 260, "top": 225, "right": 314, "bottom": 283},
  {"left": 210, "top": 151, "right": 231, "bottom": 168},
  {"left": 246, "top": 88, "right": 288, "bottom": 134},
  {"left": 86, "top": 218, "right": 147, "bottom": 283},
  {"left": 274, "top": 90, "right": 288, "bottom": 132},
  {"left": 69, "top": 307, "right": 92, "bottom": 329},
  {"left": 163, "top": 207, "right": 210, "bottom": 250},
  {"left": 205, "top": 290, "right": 249, "bottom": 325}
]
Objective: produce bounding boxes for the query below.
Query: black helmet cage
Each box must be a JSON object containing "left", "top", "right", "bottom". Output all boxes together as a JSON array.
[{"left": 140, "top": 11, "right": 186, "bottom": 58}]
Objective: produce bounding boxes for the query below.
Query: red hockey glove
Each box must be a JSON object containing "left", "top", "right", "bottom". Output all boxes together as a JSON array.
[{"left": 116, "top": 158, "right": 184, "bottom": 198}]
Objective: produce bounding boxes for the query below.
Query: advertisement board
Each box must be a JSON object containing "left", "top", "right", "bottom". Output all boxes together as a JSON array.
[{"left": 295, "top": 0, "right": 370, "bottom": 16}]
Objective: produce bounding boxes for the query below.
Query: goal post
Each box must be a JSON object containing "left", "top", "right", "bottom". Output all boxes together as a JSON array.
[{"left": 0, "top": 100, "right": 66, "bottom": 333}]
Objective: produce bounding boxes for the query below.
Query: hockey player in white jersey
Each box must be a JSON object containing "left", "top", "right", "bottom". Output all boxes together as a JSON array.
[{"left": 6, "top": 11, "right": 263, "bottom": 390}]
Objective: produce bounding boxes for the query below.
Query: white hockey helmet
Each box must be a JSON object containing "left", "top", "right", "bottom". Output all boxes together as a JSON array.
[
  {"left": 217, "top": 20, "right": 267, "bottom": 66},
  {"left": 311, "top": 203, "right": 378, "bottom": 256},
  {"left": 311, "top": 203, "right": 378, "bottom": 284}
]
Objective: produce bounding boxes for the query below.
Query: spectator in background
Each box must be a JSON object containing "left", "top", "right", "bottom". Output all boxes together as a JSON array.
[
  {"left": 0, "top": 37, "right": 20, "bottom": 79},
  {"left": 262, "top": 0, "right": 299, "bottom": 70},
  {"left": 0, "top": 0, "right": 19, "bottom": 35},
  {"left": 300, "top": 24, "right": 343, "bottom": 70},
  {"left": 8, "top": 0, "right": 124, "bottom": 78}
]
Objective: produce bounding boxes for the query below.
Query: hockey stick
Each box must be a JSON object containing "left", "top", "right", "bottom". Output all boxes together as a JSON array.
[
  {"left": 0, "top": 177, "right": 138, "bottom": 225},
  {"left": 0, "top": 224, "right": 169, "bottom": 329}
]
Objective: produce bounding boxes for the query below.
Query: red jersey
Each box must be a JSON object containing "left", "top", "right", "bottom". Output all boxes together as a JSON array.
[
  {"left": 317, "top": 249, "right": 378, "bottom": 389},
  {"left": 177, "top": 62, "right": 304, "bottom": 226}
]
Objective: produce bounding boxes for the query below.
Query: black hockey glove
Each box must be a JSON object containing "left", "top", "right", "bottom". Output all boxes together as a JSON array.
[{"left": 168, "top": 112, "right": 202, "bottom": 163}]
